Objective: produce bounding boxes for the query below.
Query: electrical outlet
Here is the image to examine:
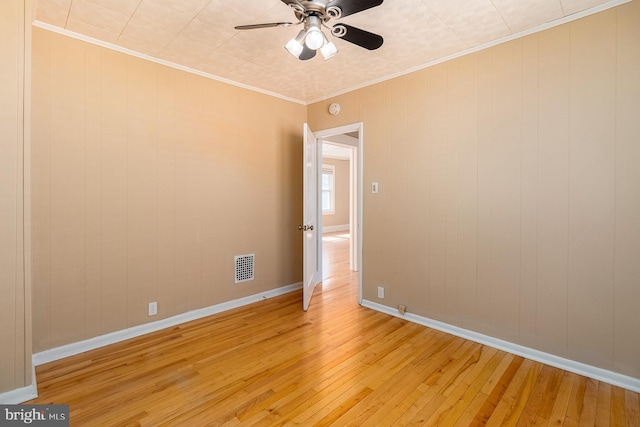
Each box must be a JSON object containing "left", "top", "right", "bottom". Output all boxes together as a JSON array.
[
  {"left": 148, "top": 302, "right": 158, "bottom": 316},
  {"left": 377, "top": 286, "right": 384, "bottom": 299},
  {"left": 372, "top": 182, "right": 379, "bottom": 194}
]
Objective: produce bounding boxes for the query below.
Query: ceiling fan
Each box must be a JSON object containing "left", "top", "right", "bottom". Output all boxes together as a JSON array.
[{"left": 234, "top": 0, "right": 384, "bottom": 61}]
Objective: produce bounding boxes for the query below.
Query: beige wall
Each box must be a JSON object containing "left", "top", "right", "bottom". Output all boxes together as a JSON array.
[
  {"left": 322, "top": 157, "right": 349, "bottom": 228},
  {"left": 2, "top": 0, "right": 636, "bottom": 398},
  {"left": 309, "top": 2, "right": 640, "bottom": 379},
  {"left": 30, "top": 28, "right": 306, "bottom": 352},
  {"left": 0, "top": 0, "right": 32, "bottom": 393}
]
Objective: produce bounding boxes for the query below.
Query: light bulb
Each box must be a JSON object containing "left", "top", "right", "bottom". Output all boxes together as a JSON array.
[
  {"left": 320, "top": 41, "right": 338, "bottom": 60},
  {"left": 305, "top": 28, "right": 325, "bottom": 50}
]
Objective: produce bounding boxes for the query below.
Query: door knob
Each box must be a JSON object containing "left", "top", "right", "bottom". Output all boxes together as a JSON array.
[{"left": 298, "top": 225, "right": 304, "bottom": 230}]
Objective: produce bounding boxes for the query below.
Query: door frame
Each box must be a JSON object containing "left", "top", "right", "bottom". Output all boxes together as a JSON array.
[{"left": 314, "top": 122, "right": 364, "bottom": 304}]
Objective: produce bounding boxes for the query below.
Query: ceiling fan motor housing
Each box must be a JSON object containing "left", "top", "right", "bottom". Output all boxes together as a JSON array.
[
  {"left": 292, "top": 0, "right": 335, "bottom": 22},
  {"left": 298, "top": 1, "right": 330, "bottom": 13}
]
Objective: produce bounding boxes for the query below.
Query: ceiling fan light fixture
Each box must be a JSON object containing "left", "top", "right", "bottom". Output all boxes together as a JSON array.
[
  {"left": 236, "top": 0, "right": 384, "bottom": 61},
  {"left": 320, "top": 41, "right": 338, "bottom": 60},
  {"left": 304, "top": 27, "right": 325, "bottom": 50}
]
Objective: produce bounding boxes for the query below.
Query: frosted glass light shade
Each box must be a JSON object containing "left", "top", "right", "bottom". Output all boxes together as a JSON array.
[
  {"left": 305, "top": 28, "right": 324, "bottom": 50},
  {"left": 285, "top": 38, "right": 304, "bottom": 58},
  {"left": 320, "top": 41, "right": 338, "bottom": 60}
]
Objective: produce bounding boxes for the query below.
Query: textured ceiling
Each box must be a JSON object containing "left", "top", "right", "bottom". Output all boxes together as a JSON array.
[{"left": 33, "top": 0, "right": 623, "bottom": 103}]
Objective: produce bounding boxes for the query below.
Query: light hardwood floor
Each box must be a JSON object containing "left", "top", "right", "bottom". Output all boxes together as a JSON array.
[{"left": 31, "top": 232, "right": 639, "bottom": 426}]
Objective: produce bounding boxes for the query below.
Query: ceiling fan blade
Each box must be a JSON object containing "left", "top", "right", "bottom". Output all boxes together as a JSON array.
[
  {"left": 326, "top": 0, "right": 383, "bottom": 18},
  {"left": 235, "top": 22, "right": 293, "bottom": 30},
  {"left": 299, "top": 45, "right": 317, "bottom": 60},
  {"left": 332, "top": 24, "right": 383, "bottom": 50}
]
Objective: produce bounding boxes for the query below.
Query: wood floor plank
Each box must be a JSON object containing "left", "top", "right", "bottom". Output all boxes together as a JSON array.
[
  {"left": 484, "top": 358, "right": 538, "bottom": 426},
  {"left": 578, "top": 378, "right": 600, "bottom": 426},
  {"left": 469, "top": 354, "right": 524, "bottom": 426},
  {"left": 611, "top": 386, "right": 627, "bottom": 427},
  {"left": 28, "top": 232, "right": 640, "bottom": 426},
  {"left": 288, "top": 328, "right": 425, "bottom": 425},
  {"left": 419, "top": 347, "right": 499, "bottom": 426},
  {"left": 625, "top": 389, "right": 640, "bottom": 427},
  {"left": 375, "top": 337, "right": 472, "bottom": 425},
  {"left": 384, "top": 346, "right": 498, "bottom": 426},
  {"left": 514, "top": 364, "right": 555, "bottom": 426},
  {"left": 350, "top": 341, "right": 460, "bottom": 422},
  {"left": 339, "top": 341, "right": 482, "bottom": 426},
  {"left": 535, "top": 366, "right": 566, "bottom": 424},
  {"left": 595, "top": 382, "right": 613, "bottom": 427},
  {"left": 565, "top": 374, "right": 589, "bottom": 427},
  {"left": 546, "top": 371, "right": 578, "bottom": 426}
]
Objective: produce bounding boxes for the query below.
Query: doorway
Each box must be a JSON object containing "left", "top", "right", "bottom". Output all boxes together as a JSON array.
[{"left": 314, "top": 123, "right": 363, "bottom": 304}]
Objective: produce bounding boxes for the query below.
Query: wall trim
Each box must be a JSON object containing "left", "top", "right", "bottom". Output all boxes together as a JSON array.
[
  {"left": 306, "top": 0, "right": 632, "bottom": 104},
  {"left": 0, "top": 384, "right": 37, "bottom": 405},
  {"left": 31, "top": 21, "right": 306, "bottom": 106},
  {"left": 323, "top": 224, "right": 349, "bottom": 233},
  {"left": 33, "top": 283, "right": 302, "bottom": 367},
  {"left": 361, "top": 299, "right": 640, "bottom": 393}
]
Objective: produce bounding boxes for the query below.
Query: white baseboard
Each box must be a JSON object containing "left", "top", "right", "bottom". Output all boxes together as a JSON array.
[
  {"left": 0, "top": 384, "right": 37, "bottom": 405},
  {"left": 0, "top": 365, "right": 38, "bottom": 404},
  {"left": 33, "top": 283, "right": 302, "bottom": 367},
  {"left": 361, "top": 299, "right": 640, "bottom": 393},
  {"left": 323, "top": 224, "right": 349, "bottom": 233}
]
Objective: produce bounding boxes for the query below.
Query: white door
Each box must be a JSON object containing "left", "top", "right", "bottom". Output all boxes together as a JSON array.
[{"left": 302, "top": 123, "right": 321, "bottom": 311}]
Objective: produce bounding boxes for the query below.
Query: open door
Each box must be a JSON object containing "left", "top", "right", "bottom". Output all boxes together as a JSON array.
[{"left": 301, "top": 123, "right": 321, "bottom": 311}]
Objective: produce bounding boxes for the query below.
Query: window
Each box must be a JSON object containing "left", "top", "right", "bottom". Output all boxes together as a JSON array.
[{"left": 321, "top": 164, "right": 335, "bottom": 214}]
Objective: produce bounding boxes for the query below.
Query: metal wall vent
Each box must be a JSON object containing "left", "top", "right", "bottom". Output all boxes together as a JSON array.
[{"left": 235, "top": 254, "right": 255, "bottom": 284}]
